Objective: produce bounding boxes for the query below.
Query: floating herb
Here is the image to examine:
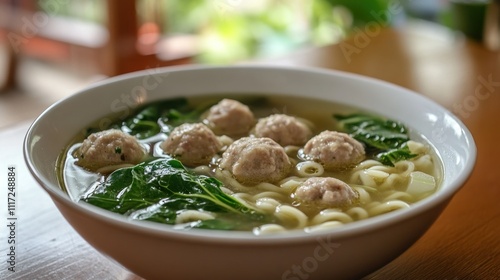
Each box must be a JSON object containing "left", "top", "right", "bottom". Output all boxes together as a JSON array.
[
  {"left": 334, "top": 113, "right": 417, "bottom": 166},
  {"left": 82, "top": 158, "right": 272, "bottom": 230}
]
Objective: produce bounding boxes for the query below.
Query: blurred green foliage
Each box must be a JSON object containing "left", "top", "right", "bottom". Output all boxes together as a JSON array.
[
  {"left": 158, "top": 0, "right": 350, "bottom": 63},
  {"left": 37, "top": 0, "right": 106, "bottom": 24},
  {"left": 38, "top": 0, "right": 397, "bottom": 64},
  {"left": 326, "top": 0, "right": 391, "bottom": 27},
  {"left": 158, "top": 0, "right": 394, "bottom": 63}
]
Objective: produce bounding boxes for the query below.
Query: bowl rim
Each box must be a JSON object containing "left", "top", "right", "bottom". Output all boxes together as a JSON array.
[{"left": 23, "top": 64, "right": 477, "bottom": 244}]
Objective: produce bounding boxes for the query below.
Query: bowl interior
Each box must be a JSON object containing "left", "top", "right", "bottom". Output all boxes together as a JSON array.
[{"left": 24, "top": 65, "right": 476, "bottom": 239}]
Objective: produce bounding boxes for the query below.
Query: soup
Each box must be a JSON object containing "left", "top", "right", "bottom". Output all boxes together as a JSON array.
[{"left": 59, "top": 95, "right": 442, "bottom": 235}]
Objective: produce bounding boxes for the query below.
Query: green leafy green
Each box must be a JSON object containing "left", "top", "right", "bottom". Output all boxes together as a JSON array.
[
  {"left": 334, "top": 113, "right": 417, "bottom": 166},
  {"left": 376, "top": 144, "right": 417, "bottom": 166},
  {"left": 82, "top": 158, "right": 272, "bottom": 230},
  {"left": 117, "top": 98, "right": 190, "bottom": 139},
  {"left": 160, "top": 105, "right": 207, "bottom": 128}
]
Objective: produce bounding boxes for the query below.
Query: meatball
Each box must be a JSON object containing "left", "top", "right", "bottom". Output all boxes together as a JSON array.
[
  {"left": 294, "top": 177, "right": 359, "bottom": 208},
  {"left": 160, "top": 123, "right": 222, "bottom": 167},
  {"left": 254, "top": 114, "right": 312, "bottom": 146},
  {"left": 75, "top": 129, "right": 146, "bottom": 172},
  {"left": 302, "top": 131, "right": 365, "bottom": 170},
  {"left": 219, "top": 137, "right": 292, "bottom": 185},
  {"left": 204, "top": 99, "right": 255, "bottom": 137}
]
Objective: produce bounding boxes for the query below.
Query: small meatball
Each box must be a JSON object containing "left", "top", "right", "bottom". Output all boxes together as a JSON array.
[
  {"left": 204, "top": 99, "right": 255, "bottom": 137},
  {"left": 302, "top": 131, "right": 365, "bottom": 170},
  {"left": 75, "top": 129, "right": 146, "bottom": 171},
  {"left": 219, "top": 137, "right": 291, "bottom": 185},
  {"left": 254, "top": 114, "right": 312, "bottom": 146},
  {"left": 161, "top": 123, "right": 222, "bottom": 167},
  {"left": 294, "top": 177, "right": 359, "bottom": 208}
]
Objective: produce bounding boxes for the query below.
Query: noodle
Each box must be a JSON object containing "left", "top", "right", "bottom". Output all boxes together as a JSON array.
[
  {"left": 345, "top": 207, "right": 369, "bottom": 220},
  {"left": 311, "top": 209, "right": 354, "bottom": 225},
  {"left": 279, "top": 178, "right": 305, "bottom": 192},
  {"left": 395, "top": 161, "right": 415, "bottom": 177},
  {"left": 305, "top": 221, "right": 344, "bottom": 232},
  {"left": 295, "top": 161, "right": 324, "bottom": 177},
  {"left": 364, "top": 169, "right": 390, "bottom": 181},
  {"left": 359, "top": 170, "right": 378, "bottom": 188},
  {"left": 368, "top": 201, "right": 411, "bottom": 216},
  {"left": 253, "top": 191, "right": 288, "bottom": 201},
  {"left": 254, "top": 224, "right": 287, "bottom": 235},
  {"left": 379, "top": 173, "right": 407, "bottom": 191},
  {"left": 356, "top": 159, "right": 383, "bottom": 169},
  {"left": 352, "top": 186, "right": 372, "bottom": 204},
  {"left": 255, "top": 198, "right": 281, "bottom": 213},
  {"left": 382, "top": 191, "right": 414, "bottom": 203},
  {"left": 175, "top": 210, "right": 216, "bottom": 224},
  {"left": 275, "top": 205, "right": 308, "bottom": 229}
]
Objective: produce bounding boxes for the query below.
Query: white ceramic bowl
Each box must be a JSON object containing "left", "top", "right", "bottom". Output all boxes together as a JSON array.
[{"left": 24, "top": 65, "right": 476, "bottom": 280}]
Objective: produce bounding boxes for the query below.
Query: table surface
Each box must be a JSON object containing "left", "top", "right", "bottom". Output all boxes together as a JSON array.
[{"left": 1, "top": 21, "right": 499, "bottom": 280}]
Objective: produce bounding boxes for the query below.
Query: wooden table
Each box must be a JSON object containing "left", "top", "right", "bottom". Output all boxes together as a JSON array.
[{"left": 1, "top": 21, "right": 499, "bottom": 279}]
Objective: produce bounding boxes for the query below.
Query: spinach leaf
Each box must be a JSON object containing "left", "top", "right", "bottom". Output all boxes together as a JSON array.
[
  {"left": 334, "top": 113, "right": 417, "bottom": 166},
  {"left": 118, "top": 98, "right": 189, "bottom": 139},
  {"left": 82, "top": 158, "right": 271, "bottom": 230},
  {"left": 376, "top": 143, "right": 417, "bottom": 166},
  {"left": 161, "top": 106, "right": 206, "bottom": 127}
]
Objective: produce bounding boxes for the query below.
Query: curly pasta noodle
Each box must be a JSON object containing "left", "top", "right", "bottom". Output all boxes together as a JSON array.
[
  {"left": 305, "top": 221, "right": 344, "bottom": 232},
  {"left": 352, "top": 186, "right": 372, "bottom": 205},
  {"left": 367, "top": 201, "right": 411, "bottom": 216},
  {"left": 379, "top": 173, "right": 407, "bottom": 191},
  {"left": 345, "top": 207, "right": 369, "bottom": 220},
  {"left": 274, "top": 205, "right": 308, "bottom": 229},
  {"left": 252, "top": 192, "right": 284, "bottom": 201},
  {"left": 253, "top": 224, "right": 287, "bottom": 235},
  {"left": 175, "top": 210, "right": 216, "bottom": 224},
  {"left": 280, "top": 178, "right": 306, "bottom": 192},
  {"left": 382, "top": 191, "right": 414, "bottom": 203},
  {"left": 311, "top": 209, "right": 354, "bottom": 225},
  {"left": 255, "top": 198, "right": 281, "bottom": 213},
  {"left": 295, "top": 161, "right": 324, "bottom": 177}
]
